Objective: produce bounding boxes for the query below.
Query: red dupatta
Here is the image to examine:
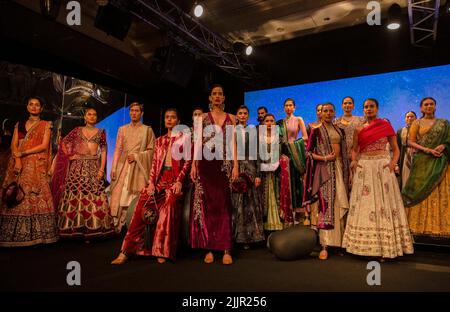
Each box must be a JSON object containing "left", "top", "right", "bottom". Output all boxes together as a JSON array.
[
  {"left": 51, "top": 127, "right": 85, "bottom": 208},
  {"left": 358, "top": 119, "right": 395, "bottom": 151}
]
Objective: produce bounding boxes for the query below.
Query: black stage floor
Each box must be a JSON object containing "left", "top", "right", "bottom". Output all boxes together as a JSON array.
[{"left": 1, "top": 236, "right": 450, "bottom": 292}]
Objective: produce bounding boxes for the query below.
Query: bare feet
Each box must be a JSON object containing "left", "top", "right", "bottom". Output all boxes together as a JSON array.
[
  {"left": 111, "top": 253, "right": 128, "bottom": 265},
  {"left": 157, "top": 258, "right": 166, "bottom": 264},
  {"left": 204, "top": 252, "right": 214, "bottom": 264}
]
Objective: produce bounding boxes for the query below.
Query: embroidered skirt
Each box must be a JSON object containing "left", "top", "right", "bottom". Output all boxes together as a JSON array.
[{"left": 342, "top": 154, "right": 414, "bottom": 258}]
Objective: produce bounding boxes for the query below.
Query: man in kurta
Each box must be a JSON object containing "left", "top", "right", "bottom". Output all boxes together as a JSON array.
[{"left": 110, "top": 103, "right": 155, "bottom": 233}]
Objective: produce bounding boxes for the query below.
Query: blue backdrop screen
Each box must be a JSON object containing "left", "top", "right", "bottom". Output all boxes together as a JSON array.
[
  {"left": 244, "top": 64, "right": 450, "bottom": 131},
  {"left": 97, "top": 106, "right": 130, "bottom": 182}
]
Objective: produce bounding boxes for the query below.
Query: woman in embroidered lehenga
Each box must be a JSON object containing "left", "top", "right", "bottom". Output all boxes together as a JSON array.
[
  {"left": 342, "top": 98, "right": 414, "bottom": 260},
  {"left": 0, "top": 96, "right": 58, "bottom": 247},
  {"left": 303, "top": 103, "right": 349, "bottom": 260},
  {"left": 111, "top": 108, "right": 191, "bottom": 264},
  {"left": 232, "top": 105, "right": 264, "bottom": 249},
  {"left": 52, "top": 107, "right": 114, "bottom": 240},
  {"left": 396, "top": 111, "right": 417, "bottom": 189},
  {"left": 277, "top": 98, "right": 307, "bottom": 225},
  {"left": 190, "top": 84, "right": 239, "bottom": 265},
  {"left": 402, "top": 97, "right": 450, "bottom": 237}
]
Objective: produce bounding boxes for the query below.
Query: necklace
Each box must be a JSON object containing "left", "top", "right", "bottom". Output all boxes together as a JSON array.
[
  {"left": 342, "top": 115, "right": 353, "bottom": 122},
  {"left": 28, "top": 116, "right": 40, "bottom": 122},
  {"left": 85, "top": 124, "right": 96, "bottom": 129}
]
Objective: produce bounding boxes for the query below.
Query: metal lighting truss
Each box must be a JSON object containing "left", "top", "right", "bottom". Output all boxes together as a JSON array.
[
  {"left": 407, "top": 0, "right": 440, "bottom": 47},
  {"left": 125, "top": 0, "right": 266, "bottom": 87}
]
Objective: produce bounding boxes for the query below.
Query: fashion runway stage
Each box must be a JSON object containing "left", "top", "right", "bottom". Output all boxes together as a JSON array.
[{"left": 1, "top": 237, "right": 450, "bottom": 292}]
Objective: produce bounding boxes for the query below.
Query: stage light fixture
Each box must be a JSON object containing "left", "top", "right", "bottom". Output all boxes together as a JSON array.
[
  {"left": 194, "top": 3, "right": 204, "bottom": 18},
  {"left": 245, "top": 45, "right": 253, "bottom": 56},
  {"left": 233, "top": 41, "right": 254, "bottom": 57},
  {"left": 387, "top": 3, "right": 402, "bottom": 30},
  {"left": 96, "top": 89, "right": 101, "bottom": 96}
]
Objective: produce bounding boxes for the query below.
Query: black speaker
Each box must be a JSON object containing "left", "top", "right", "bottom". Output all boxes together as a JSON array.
[
  {"left": 94, "top": 3, "right": 132, "bottom": 41},
  {"left": 152, "top": 45, "right": 196, "bottom": 88}
]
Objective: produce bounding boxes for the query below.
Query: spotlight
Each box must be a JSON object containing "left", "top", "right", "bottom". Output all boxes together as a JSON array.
[
  {"left": 387, "top": 23, "right": 400, "bottom": 30},
  {"left": 386, "top": 3, "right": 402, "bottom": 30},
  {"left": 245, "top": 45, "right": 253, "bottom": 56},
  {"left": 194, "top": 4, "right": 204, "bottom": 18},
  {"left": 233, "top": 41, "right": 254, "bottom": 56}
]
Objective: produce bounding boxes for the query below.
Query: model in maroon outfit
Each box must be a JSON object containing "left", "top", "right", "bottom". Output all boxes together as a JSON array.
[
  {"left": 111, "top": 109, "right": 191, "bottom": 264},
  {"left": 190, "top": 85, "right": 239, "bottom": 265}
]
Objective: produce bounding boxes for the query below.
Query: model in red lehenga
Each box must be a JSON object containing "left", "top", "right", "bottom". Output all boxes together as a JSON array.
[
  {"left": 111, "top": 108, "right": 191, "bottom": 264},
  {"left": 52, "top": 107, "right": 114, "bottom": 240}
]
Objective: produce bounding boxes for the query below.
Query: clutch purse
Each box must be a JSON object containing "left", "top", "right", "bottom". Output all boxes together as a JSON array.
[
  {"left": 140, "top": 192, "right": 161, "bottom": 225},
  {"left": 2, "top": 181, "right": 25, "bottom": 208},
  {"left": 142, "top": 206, "right": 158, "bottom": 225},
  {"left": 231, "top": 172, "right": 253, "bottom": 194}
]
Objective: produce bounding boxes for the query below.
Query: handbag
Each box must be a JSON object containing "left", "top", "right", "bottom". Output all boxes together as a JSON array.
[
  {"left": 231, "top": 172, "right": 253, "bottom": 194},
  {"left": 2, "top": 175, "right": 25, "bottom": 208},
  {"left": 140, "top": 192, "right": 161, "bottom": 250},
  {"left": 141, "top": 192, "right": 160, "bottom": 225}
]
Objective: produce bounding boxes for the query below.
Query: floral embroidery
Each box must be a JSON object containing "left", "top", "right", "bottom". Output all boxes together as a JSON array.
[
  {"left": 358, "top": 170, "right": 363, "bottom": 179},
  {"left": 392, "top": 209, "right": 398, "bottom": 218},
  {"left": 362, "top": 185, "right": 371, "bottom": 196},
  {"left": 193, "top": 180, "right": 205, "bottom": 228}
]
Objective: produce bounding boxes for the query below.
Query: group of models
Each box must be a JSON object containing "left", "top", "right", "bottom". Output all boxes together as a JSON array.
[{"left": 0, "top": 85, "right": 448, "bottom": 266}]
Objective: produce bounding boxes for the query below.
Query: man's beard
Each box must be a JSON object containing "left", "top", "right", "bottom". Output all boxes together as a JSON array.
[{"left": 257, "top": 116, "right": 264, "bottom": 122}]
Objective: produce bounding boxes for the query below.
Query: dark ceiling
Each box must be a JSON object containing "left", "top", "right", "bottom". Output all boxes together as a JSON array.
[{"left": 1, "top": 0, "right": 450, "bottom": 118}]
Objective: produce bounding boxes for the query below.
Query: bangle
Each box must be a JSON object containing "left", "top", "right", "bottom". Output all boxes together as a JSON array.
[{"left": 324, "top": 155, "right": 328, "bottom": 162}]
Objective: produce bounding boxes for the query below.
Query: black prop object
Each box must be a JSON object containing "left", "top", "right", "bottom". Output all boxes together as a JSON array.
[{"left": 267, "top": 225, "right": 317, "bottom": 260}]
